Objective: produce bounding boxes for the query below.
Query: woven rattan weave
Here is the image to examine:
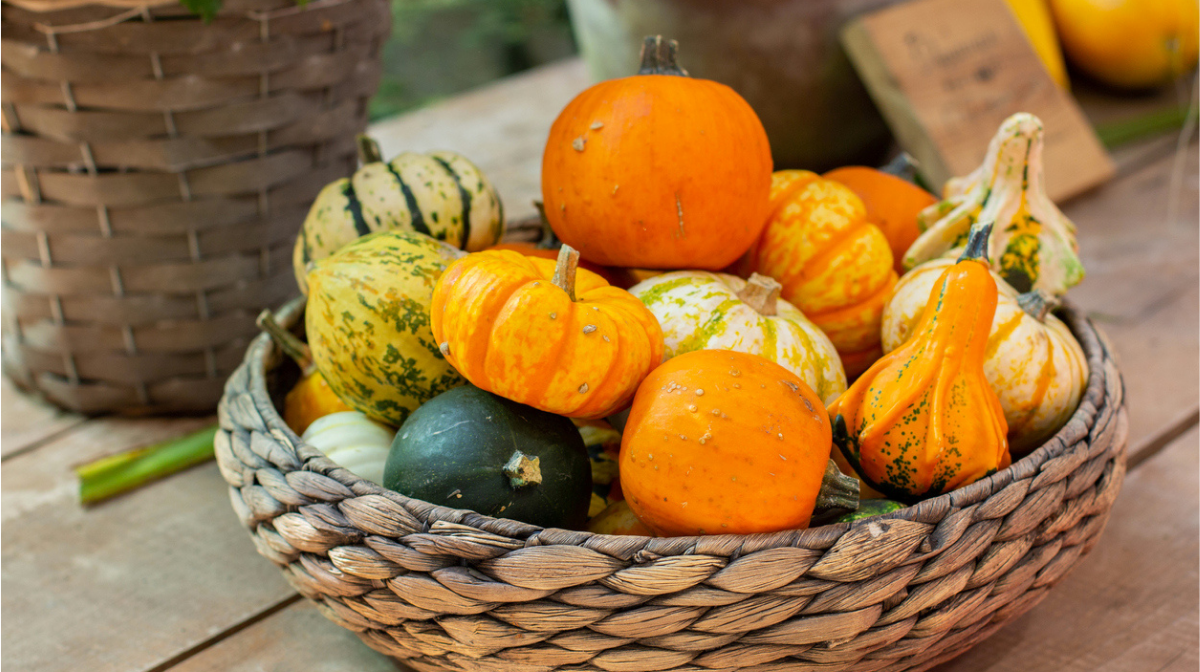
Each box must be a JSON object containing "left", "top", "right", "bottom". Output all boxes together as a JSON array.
[
  {"left": 217, "top": 297, "right": 1127, "bottom": 672},
  {"left": 1, "top": 0, "right": 390, "bottom": 414}
]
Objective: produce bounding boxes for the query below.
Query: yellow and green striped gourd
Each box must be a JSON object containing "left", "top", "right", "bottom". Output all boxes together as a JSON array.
[
  {"left": 293, "top": 136, "right": 504, "bottom": 294},
  {"left": 629, "top": 271, "right": 847, "bottom": 404},
  {"left": 903, "top": 113, "right": 1084, "bottom": 296},
  {"left": 305, "top": 230, "right": 466, "bottom": 426}
]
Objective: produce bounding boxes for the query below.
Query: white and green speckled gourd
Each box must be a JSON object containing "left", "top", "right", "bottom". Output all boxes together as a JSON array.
[
  {"left": 882, "top": 257, "right": 1088, "bottom": 454},
  {"left": 630, "top": 271, "right": 847, "bottom": 404},
  {"left": 293, "top": 136, "right": 504, "bottom": 293},
  {"left": 903, "top": 112, "right": 1085, "bottom": 295}
]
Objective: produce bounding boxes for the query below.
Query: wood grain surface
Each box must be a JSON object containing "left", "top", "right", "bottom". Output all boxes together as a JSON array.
[{"left": 0, "top": 416, "right": 295, "bottom": 672}]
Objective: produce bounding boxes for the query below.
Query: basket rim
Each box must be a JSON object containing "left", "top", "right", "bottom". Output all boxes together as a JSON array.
[{"left": 238, "top": 293, "right": 1120, "bottom": 546}]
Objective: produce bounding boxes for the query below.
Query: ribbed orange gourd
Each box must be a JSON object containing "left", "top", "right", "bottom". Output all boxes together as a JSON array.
[
  {"left": 745, "top": 170, "right": 897, "bottom": 378},
  {"left": 828, "top": 223, "right": 1011, "bottom": 502},
  {"left": 430, "top": 246, "right": 664, "bottom": 419},
  {"left": 823, "top": 165, "right": 938, "bottom": 275}
]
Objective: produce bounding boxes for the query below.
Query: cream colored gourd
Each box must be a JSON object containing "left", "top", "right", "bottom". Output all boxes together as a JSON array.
[
  {"left": 293, "top": 137, "right": 503, "bottom": 294},
  {"left": 629, "top": 271, "right": 847, "bottom": 404},
  {"left": 903, "top": 113, "right": 1085, "bottom": 296},
  {"left": 882, "top": 257, "right": 1088, "bottom": 454},
  {"left": 301, "top": 411, "right": 395, "bottom": 485}
]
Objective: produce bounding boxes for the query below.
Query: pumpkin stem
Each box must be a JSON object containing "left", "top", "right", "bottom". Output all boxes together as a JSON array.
[
  {"left": 356, "top": 134, "right": 383, "bottom": 165},
  {"left": 256, "top": 309, "right": 314, "bottom": 372},
  {"left": 503, "top": 450, "right": 543, "bottom": 489},
  {"left": 737, "top": 273, "right": 782, "bottom": 316},
  {"left": 958, "top": 222, "right": 994, "bottom": 264},
  {"left": 1017, "top": 289, "right": 1060, "bottom": 322},
  {"left": 880, "top": 152, "right": 934, "bottom": 192},
  {"left": 811, "top": 458, "right": 860, "bottom": 523},
  {"left": 532, "top": 201, "right": 563, "bottom": 250},
  {"left": 551, "top": 244, "right": 580, "bottom": 302},
  {"left": 638, "top": 35, "right": 688, "bottom": 76}
]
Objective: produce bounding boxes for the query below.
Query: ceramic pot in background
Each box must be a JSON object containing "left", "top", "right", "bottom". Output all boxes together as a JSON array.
[{"left": 566, "top": 0, "right": 899, "bottom": 171}]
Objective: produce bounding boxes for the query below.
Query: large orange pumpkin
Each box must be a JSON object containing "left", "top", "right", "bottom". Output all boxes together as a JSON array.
[
  {"left": 824, "top": 166, "right": 938, "bottom": 275},
  {"left": 744, "top": 170, "right": 896, "bottom": 377},
  {"left": 620, "top": 350, "right": 834, "bottom": 536},
  {"left": 541, "top": 36, "right": 772, "bottom": 270},
  {"left": 430, "top": 246, "right": 664, "bottom": 419}
]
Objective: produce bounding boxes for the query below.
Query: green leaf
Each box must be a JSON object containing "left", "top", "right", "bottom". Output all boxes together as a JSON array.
[
  {"left": 178, "top": 0, "right": 223, "bottom": 22},
  {"left": 76, "top": 424, "right": 218, "bottom": 505}
]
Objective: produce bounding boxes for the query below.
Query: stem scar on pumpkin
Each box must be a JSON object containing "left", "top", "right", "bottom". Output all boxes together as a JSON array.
[
  {"left": 590, "top": 121, "right": 604, "bottom": 130},
  {"left": 572, "top": 137, "right": 586, "bottom": 151}
]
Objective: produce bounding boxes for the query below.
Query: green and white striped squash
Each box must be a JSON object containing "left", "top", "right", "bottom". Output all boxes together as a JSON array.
[
  {"left": 293, "top": 138, "right": 504, "bottom": 294},
  {"left": 305, "top": 230, "right": 466, "bottom": 426},
  {"left": 629, "top": 271, "right": 847, "bottom": 404},
  {"left": 902, "top": 113, "right": 1084, "bottom": 296}
]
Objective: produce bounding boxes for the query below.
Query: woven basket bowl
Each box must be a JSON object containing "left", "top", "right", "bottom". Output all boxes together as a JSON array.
[
  {"left": 216, "top": 294, "right": 1128, "bottom": 672},
  {"left": 0, "top": 0, "right": 391, "bottom": 414}
]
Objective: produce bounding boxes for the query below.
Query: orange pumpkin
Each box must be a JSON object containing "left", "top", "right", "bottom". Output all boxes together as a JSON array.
[
  {"left": 745, "top": 170, "right": 896, "bottom": 378},
  {"left": 620, "top": 350, "right": 834, "bottom": 536},
  {"left": 541, "top": 36, "right": 772, "bottom": 270},
  {"left": 430, "top": 246, "right": 664, "bottom": 419},
  {"left": 828, "top": 223, "right": 1011, "bottom": 502},
  {"left": 486, "top": 240, "right": 625, "bottom": 286},
  {"left": 824, "top": 166, "right": 938, "bottom": 275}
]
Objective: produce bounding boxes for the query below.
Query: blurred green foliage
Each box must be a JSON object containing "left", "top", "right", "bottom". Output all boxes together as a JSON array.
[{"left": 371, "top": 0, "right": 576, "bottom": 120}]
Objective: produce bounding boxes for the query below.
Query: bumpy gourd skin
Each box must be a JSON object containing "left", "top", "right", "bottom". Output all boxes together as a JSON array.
[
  {"left": 830, "top": 225, "right": 1011, "bottom": 502},
  {"left": 430, "top": 250, "right": 664, "bottom": 419},
  {"left": 882, "top": 258, "right": 1088, "bottom": 455},
  {"left": 746, "top": 170, "right": 896, "bottom": 377}
]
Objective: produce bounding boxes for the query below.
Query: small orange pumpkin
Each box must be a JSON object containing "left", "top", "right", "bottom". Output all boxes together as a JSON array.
[
  {"left": 744, "top": 170, "right": 896, "bottom": 377},
  {"left": 824, "top": 165, "right": 938, "bottom": 275},
  {"left": 430, "top": 246, "right": 664, "bottom": 419},
  {"left": 541, "top": 36, "right": 772, "bottom": 270},
  {"left": 828, "top": 223, "right": 1011, "bottom": 502},
  {"left": 620, "top": 350, "right": 834, "bottom": 536}
]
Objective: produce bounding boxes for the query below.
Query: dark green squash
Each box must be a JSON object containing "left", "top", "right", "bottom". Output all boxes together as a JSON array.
[{"left": 383, "top": 386, "right": 592, "bottom": 529}]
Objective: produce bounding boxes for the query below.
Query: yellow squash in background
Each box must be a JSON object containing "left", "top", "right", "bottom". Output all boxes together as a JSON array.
[
  {"left": 1049, "top": 0, "right": 1199, "bottom": 89},
  {"left": 1006, "top": 0, "right": 1071, "bottom": 89}
]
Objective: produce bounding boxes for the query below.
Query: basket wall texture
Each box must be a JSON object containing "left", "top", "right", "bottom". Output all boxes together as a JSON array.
[
  {"left": 216, "top": 298, "right": 1127, "bottom": 672},
  {"left": 0, "top": 0, "right": 391, "bottom": 414}
]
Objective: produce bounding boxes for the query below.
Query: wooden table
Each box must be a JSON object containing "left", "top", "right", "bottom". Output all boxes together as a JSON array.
[{"left": 3, "top": 59, "right": 1197, "bottom": 672}]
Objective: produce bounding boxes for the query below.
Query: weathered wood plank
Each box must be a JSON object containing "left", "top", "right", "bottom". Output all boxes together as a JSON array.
[
  {"left": 1, "top": 376, "right": 85, "bottom": 459},
  {"left": 934, "top": 426, "right": 1198, "bottom": 672},
  {"left": 167, "top": 600, "right": 406, "bottom": 672},
  {"left": 0, "top": 417, "right": 295, "bottom": 672},
  {"left": 367, "top": 59, "right": 589, "bottom": 224},
  {"left": 1063, "top": 139, "right": 1199, "bottom": 451}
]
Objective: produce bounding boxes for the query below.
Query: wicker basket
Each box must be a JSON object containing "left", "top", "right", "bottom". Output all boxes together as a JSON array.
[
  {"left": 216, "top": 296, "right": 1127, "bottom": 672},
  {"left": 0, "top": 0, "right": 390, "bottom": 414}
]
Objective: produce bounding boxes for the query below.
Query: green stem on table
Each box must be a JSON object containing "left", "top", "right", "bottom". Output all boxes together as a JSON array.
[
  {"left": 1095, "top": 105, "right": 1195, "bottom": 149},
  {"left": 76, "top": 424, "right": 219, "bottom": 505}
]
